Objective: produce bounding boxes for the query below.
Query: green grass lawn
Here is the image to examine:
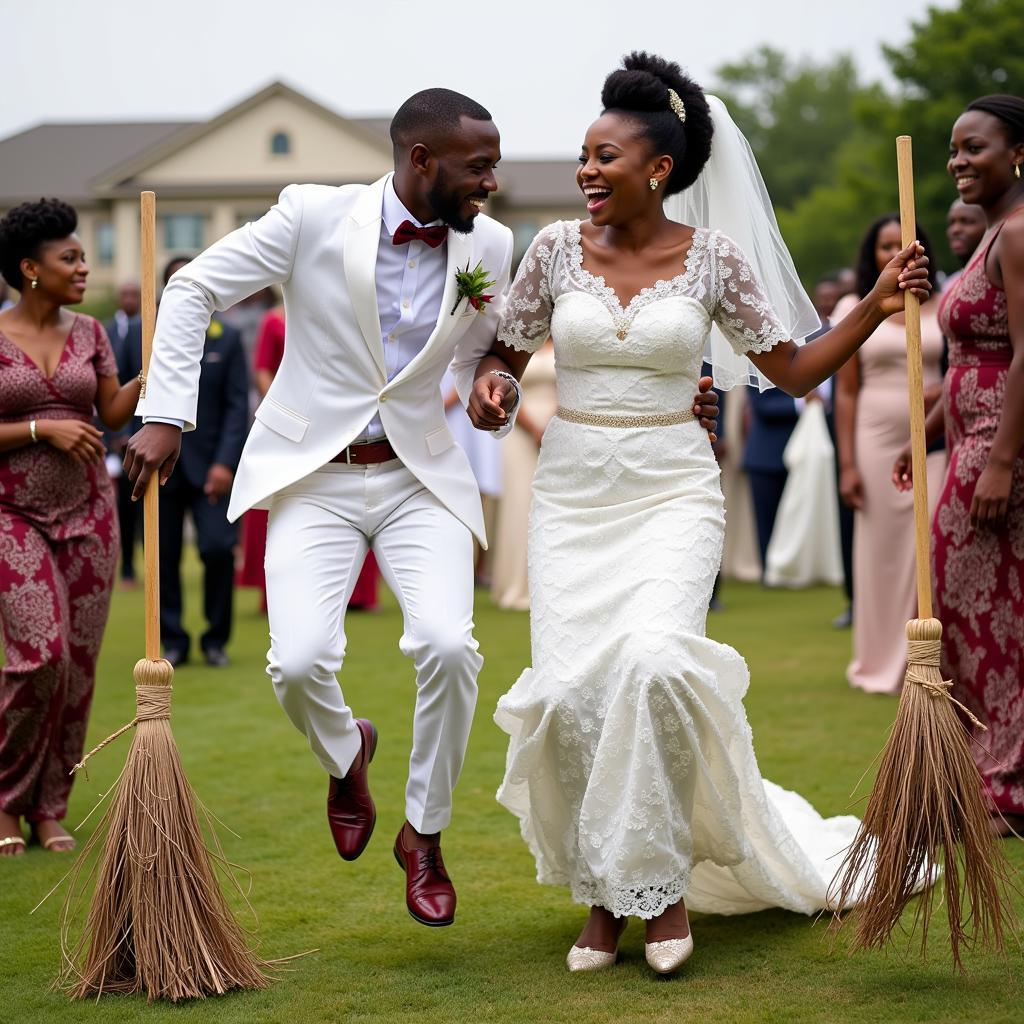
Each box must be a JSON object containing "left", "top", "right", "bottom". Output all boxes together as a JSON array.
[{"left": 3, "top": 564, "right": 1022, "bottom": 1023}]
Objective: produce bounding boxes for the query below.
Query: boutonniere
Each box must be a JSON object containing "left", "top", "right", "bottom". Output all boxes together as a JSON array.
[{"left": 451, "top": 261, "right": 496, "bottom": 316}]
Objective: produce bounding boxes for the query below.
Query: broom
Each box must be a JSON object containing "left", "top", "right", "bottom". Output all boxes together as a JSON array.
[
  {"left": 827, "top": 137, "right": 1015, "bottom": 969},
  {"left": 56, "top": 191, "right": 272, "bottom": 1000}
]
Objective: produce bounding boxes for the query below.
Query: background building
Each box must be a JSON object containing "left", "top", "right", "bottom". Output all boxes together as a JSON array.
[{"left": 0, "top": 81, "right": 580, "bottom": 295}]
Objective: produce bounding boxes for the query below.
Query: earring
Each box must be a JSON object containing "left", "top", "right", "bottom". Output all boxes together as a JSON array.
[
  {"left": 1016, "top": 163, "right": 1021, "bottom": 179},
  {"left": 649, "top": 178, "right": 659, "bottom": 191},
  {"left": 30, "top": 278, "right": 38, "bottom": 290}
]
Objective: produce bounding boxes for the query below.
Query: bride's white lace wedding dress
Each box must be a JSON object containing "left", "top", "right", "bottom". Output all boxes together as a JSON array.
[{"left": 494, "top": 220, "right": 861, "bottom": 920}]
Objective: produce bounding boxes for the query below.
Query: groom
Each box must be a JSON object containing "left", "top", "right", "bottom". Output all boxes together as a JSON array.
[{"left": 125, "top": 88, "right": 719, "bottom": 927}]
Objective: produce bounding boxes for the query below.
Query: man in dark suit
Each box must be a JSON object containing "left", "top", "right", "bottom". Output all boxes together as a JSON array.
[
  {"left": 156, "top": 257, "right": 249, "bottom": 667},
  {"left": 104, "top": 282, "right": 143, "bottom": 585},
  {"left": 742, "top": 385, "right": 801, "bottom": 574}
]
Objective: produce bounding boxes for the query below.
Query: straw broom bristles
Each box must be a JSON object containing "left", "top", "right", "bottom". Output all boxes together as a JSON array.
[
  {"left": 56, "top": 658, "right": 272, "bottom": 1000},
  {"left": 827, "top": 619, "right": 1015, "bottom": 970}
]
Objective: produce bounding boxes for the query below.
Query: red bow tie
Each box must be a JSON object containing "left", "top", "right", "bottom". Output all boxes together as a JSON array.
[{"left": 392, "top": 220, "right": 448, "bottom": 248}]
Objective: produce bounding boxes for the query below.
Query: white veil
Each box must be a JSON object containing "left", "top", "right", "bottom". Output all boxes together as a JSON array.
[{"left": 664, "top": 95, "right": 820, "bottom": 391}]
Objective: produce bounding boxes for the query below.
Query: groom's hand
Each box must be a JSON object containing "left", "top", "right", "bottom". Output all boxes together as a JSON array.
[
  {"left": 124, "top": 422, "right": 183, "bottom": 501},
  {"left": 693, "top": 377, "right": 719, "bottom": 443},
  {"left": 469, "top": 374, "right": 516, "bottom": 431}
]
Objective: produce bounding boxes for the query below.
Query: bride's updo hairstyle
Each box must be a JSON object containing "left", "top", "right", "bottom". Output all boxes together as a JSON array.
[{"left": 600, "top": 52, "right": 713, "bottom": 196}]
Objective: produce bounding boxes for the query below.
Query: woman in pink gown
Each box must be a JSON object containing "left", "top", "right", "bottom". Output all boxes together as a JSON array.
[{"left": 834, "top": 215, "right": 945, "bottom": 694}]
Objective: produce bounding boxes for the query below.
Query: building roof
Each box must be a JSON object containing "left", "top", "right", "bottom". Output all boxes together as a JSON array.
[
  {"left": 0, "top": 82, "right": 582, "bottom": 208},
  {"left": 494, "top": 158, "right": 580, "bottom": 206},
  {"left": 0, "top": 121, "right": 195, "bottom": 204}
]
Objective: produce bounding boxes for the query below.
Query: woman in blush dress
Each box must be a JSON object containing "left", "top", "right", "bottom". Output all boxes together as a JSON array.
[
  {"left": 468, "top": 53, "right": 933, "bottom": 975},
  {"left": 833, "top": 215, "right": 945, "bottom": 694},
  {"left": 0, "top": 199, "right": 141, "bottom": 857},
  {"left": 895, "top": 94, "right": 1024, "bottom": 835}
]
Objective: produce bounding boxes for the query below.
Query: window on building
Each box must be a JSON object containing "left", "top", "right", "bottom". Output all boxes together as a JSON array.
[
  {"left": 96, "top": 222, "right": 115, "bottom": 265},
  {"left": 163, "top": 214, "right": 204, "bottom": 251},
  {"left": 513, "top": 222, "right": 540, "bottom": 266},
  {"left": 236, "top": 209, "right": 269, "bottom": 229},
  {"left": 271, "top": 131, "right": 291, "bottom": 155}
]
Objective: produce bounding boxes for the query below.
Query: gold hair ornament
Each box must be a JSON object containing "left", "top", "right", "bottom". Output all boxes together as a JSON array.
[{"left": 667, "top": 88, "right": 686, "bottom": 124}]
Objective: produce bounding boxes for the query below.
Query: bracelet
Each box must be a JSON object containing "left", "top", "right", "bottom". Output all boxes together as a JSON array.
[
  {"left": 29, "top": 419, "right": 38, "bottom": 443},
  {"left": 489, "top": 369, "right": 521, "bottom": 395},
  {"left": 137, "top": 371, "right": 147, "bottom": 399}
]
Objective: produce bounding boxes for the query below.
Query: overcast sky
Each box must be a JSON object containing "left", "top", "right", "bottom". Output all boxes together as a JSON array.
[{"left": 2, "top": 0, "right": 953, "bottom": 156}]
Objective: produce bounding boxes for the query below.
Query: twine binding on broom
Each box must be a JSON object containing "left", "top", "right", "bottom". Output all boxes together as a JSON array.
[
  {"left": 904, "top": 638, "right": 985, "bottom": 730},
  {"left": 71, "top": 680, "right": 172, "bottom": 779}
]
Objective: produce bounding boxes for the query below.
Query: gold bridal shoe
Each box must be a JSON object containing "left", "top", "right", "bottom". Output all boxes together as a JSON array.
[
  {"left": 566, "top": 944, "right": 618, "bottom": 972},
  {"left": 644, "top": 934, "right": 694, "bottom": 974}
]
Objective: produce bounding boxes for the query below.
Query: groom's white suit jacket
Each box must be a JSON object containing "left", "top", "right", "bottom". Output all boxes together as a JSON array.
[{"left": 137, "top": 174, "right": 515, "bottom": 545}]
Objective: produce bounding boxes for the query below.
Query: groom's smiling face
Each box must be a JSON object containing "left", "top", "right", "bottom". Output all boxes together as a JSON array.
[{"left": 424, "top": 117, "right": 501, "bottom": 234}]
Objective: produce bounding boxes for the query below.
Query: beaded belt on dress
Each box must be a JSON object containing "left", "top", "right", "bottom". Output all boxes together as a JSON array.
[{"left": 556, "top": 406, "right": 696, "bottom": 428}]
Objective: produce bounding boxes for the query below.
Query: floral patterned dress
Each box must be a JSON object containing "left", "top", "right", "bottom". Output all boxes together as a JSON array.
[
  {"left": 0, "top": 314, "right": 119, "bottom": 823},
  {"left": 933, "top": 212, "right": 1024, "bottom": 815}
]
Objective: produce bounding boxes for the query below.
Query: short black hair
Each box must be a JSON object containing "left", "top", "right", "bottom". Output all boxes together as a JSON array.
[
  {"left": 965, "top": 93, "right": 1024, "bottom": 146},
  {"left": 0, "top": 197, "right": 78, "bottom": 289},
  {"left": 600, "top": 52, "right": 713, "bottom": 196},
  {"left": 163, "top": 254, "right": 192, "bottom": 286},
  {"left": 854, "top": 213, "right": 937, "bottom": 301},
  {"left": 390, "top": 88, "right": 492, "bottom": 153}
]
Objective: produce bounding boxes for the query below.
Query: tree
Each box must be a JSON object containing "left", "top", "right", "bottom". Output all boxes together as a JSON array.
[
  {"left": 714, "top": 47, "right": 869, "bottom": 211},
  {"left": 714, "top": 0, "right": 1024, "bottom": 287},
  {"left": 881, "top": 0, "right": 1024, "bottom": 267}
]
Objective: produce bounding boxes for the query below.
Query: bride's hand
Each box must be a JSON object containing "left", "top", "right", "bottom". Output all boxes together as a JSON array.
[
  {"left": 469, "top": 373, "right": 516, "bottom": 431},
  {"left": 869, "top": 241, "right": 932, "bottom": 317}
]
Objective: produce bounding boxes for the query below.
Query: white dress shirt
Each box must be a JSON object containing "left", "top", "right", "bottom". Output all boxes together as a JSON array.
[{"left": 356, "top": 176, "right": 450, "bottom": 441}]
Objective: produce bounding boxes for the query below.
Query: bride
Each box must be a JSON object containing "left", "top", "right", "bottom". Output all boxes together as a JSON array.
[{"left": 469, "top": 52, "right": 931, "bottom": 975}]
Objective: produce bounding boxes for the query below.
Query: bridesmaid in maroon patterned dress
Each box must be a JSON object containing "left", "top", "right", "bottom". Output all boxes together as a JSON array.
[
  {"left": 0, "top": 199, "right": 142, "bottom": 857},
  {"left": 895, "top": 95, "right": 1024, "bottom": 834}
]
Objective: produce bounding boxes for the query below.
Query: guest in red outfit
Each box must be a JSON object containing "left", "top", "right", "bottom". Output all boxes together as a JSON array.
[
  {"left": 895, "top": 94, "right": 1024, "bottom": 834},
  {"left": 0, "top": 199, "right": 142, "bottom": 857},
  {"left": 238, "top": 306, "right": 379, "bottom": 612}
]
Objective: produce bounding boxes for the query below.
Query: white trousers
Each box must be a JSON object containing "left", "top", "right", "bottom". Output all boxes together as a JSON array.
[{"left": 265, "top": 460, "right": 482, "bottom": 834}]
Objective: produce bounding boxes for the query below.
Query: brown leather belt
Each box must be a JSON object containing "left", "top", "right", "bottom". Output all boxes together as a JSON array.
[{"left": 331, "top": 438, "right": 397, "bottom": 465}]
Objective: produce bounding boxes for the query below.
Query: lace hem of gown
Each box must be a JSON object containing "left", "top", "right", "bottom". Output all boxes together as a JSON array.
[{"left": 496, "top": 631, "right": 871, "bottom": 921}]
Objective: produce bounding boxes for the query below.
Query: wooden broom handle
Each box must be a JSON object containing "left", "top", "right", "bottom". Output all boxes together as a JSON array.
[
  {"left": 139, "top": 191, "right": 162, "bottom": 660},
  {"left": 895, "top": 137, "right": 933, "bottom": 619}
]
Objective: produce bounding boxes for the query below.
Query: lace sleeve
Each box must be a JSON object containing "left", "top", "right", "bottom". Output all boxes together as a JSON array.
[
  {"left": 711, "top": 233, "right": 790, "bottom": 357},
  {"left": 497, "top": 224, "right": 559, "bottom": 353}
]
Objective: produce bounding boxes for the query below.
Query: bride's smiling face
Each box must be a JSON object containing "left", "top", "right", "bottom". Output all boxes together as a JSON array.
[{"left": 577, "top": 112, "right": 672, "bottom": 226}]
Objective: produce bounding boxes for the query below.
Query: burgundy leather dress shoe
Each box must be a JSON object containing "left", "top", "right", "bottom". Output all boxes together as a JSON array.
[
  {"left": 326, "top": 719, "right": 377, "bottom": 861},
  {"left": 393, "top": 827, "right": 456, "bottom": 927}
]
